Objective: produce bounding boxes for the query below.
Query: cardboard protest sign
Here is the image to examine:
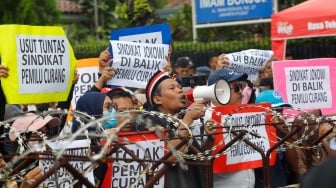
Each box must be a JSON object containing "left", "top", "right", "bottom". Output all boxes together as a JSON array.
[
  {"left": 226, "top": 49, "right": 273, "bottom": 80},
  {"left": 212, "top": 104, "right": 277, "bottom": 173},
  {"left": 273, "top": 58, "right": 336, "bottom": 115},
  {"left": 101, "top": 132, "right": 165, "bottom": 188},
  {"left": 71, "top": 58, "right": 99, "bottom": 110},
  {"left": 38, "top": 140, "right": 94, "bottom": 187},
  {"left": 0, "top": 25, "right": 77, "bottom": 104},
  {"left": 107, "top": 40, "right": 169, "bottom": 88}
]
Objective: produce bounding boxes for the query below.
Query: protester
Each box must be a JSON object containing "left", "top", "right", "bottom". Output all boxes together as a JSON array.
[
  {"left": 208, "top": 54, "right": 219, "bottom": 72},
  {"left": 143, "top": 70, "right": 211, "bottom": 188},
  {"left": 254, "top": 89, "right": 292, "bottom": 188},
  {"left": 204, "top": 68, "right": 256, "bottom": 188},
  {"left": 241, "top": 80, "right": 256, "bottom": 104},
  {"left": 195, "top": 66, "right": 212, "bottom": 76},
  {"left": 285, "top": 50, "right": 294, "bottom": 60},
  {"left": 104, "top": 88, "right": 136, "bottom": 132},
  {"left": 292, "top": 110, "right": 336, "bottom": 180},
  {"left": 258, "top": 57, "right": 278, "bottom": 80},
  {"left": 173, "top": 56, "right": 195, "bottom": 78},
  {"left": 72, "top": 91, "right": 120, "bottom": 187},
  {"left": 257, "top": 77, "right": 274, "bottom": 93}
]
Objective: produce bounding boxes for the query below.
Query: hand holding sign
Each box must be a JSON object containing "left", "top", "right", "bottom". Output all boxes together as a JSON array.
[
  {"left": 225, "top": 49, "right": 273, "bottom": 80},
  {"left": 99, "top": 47, "right": 112, "bottom": 73},
  {"left": 216, "top": 53, "right": 230, "bottom": 70},
  {"left": 94, "top": 66, "right": 117, "bottom": 90},
  {"left": 108, "top": 40, "right": 169, "bottom": 88},
  {"left": 21, "top": 167, "right": 43, "bottom": 188},
  {"left": 0, "top": 65, "right": 9, "bottom": 78}
]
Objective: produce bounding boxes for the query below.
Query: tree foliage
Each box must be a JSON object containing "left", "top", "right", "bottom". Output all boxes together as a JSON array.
[
  {"left": 115, "top": 0, "right": 163, "bottom": 27},
  {"left": 0, "top": 0, "right": 60, "bottom": 25}
]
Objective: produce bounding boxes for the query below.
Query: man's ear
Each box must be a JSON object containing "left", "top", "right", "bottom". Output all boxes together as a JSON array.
[{"left": 153, "top": 95, "right": 162, "bottom": 105}]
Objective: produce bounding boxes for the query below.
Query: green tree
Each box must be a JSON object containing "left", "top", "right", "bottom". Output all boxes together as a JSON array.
[
  {"left": 78, "top": 0, "right": 122, "bottom": 40},
  {"left": 115, "top": 0, "right": 163, "bottom": 27},
  {"left": 0, "top": 0, "right": 60, "bottom": 25},
  {"left": 168, "top": 4, "right": 192, "bottom": 41}
]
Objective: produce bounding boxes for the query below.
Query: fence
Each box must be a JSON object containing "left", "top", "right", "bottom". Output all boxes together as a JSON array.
[
  {"left": 1, "top": 105, "right": 335, "bottom": 188},
  {"left": 73, "top": 37, "right": 336, "bottom": 68}
]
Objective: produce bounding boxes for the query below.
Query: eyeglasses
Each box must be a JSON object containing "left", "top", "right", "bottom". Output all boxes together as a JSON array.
[
  {"left": 230, "top": 83, "right": 244, "bottom": 93},
  {"left": 103, "top": 102, "right": 118, "bottom": 112}
]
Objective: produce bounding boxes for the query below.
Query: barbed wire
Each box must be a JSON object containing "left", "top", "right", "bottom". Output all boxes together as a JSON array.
[{"left": 0, "top": 105, "right": 335, "bottom": 187}]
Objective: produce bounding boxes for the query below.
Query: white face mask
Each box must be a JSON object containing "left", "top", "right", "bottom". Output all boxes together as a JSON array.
[{"left": 27, "top": 105, "right": 37, "bottom": 112}]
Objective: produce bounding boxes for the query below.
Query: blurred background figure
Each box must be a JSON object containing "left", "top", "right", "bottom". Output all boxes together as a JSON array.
[
  {"left": 285, "top": 50, "right": 294, "bottom": 60},
  {"left": 208, "top": 54, "right": 219, "bottom": 72},
  {"left": 173, "top": 56, "right": 195, "bottom": 79},
  {"left": 195, "top": 66, "right": 211, "bottom": 76}
]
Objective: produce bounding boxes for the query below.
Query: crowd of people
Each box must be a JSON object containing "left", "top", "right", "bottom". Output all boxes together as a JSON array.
[{"left": 0, "top": 45, "right": 335, "bottom": 188}]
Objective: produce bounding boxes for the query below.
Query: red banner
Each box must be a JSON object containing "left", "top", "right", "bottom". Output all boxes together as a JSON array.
[
  {"left": 101, "top": 131, "right": 166, "bottom": 188},
  {"left": 212, "top": 104, "right": 277, "bottom": 173}
]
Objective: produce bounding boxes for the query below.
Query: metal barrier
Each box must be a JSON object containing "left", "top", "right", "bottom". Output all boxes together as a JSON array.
[{"left": 0, "top": 107, "right": 335, "bottom": 188}]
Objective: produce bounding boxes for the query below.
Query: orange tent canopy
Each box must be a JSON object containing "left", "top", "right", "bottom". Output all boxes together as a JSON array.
[{"left": 271, "top": 0, "right": 336, "bottom": 59}]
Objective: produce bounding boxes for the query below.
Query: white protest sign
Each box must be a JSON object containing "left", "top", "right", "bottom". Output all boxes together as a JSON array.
[
  {"left": 107, "top": 40, "right": 169, "bottom": 88},
  {"left": 285, "top": 66, "right": 332, "bottom": 109},
  {"left": 111, "top": 139, "right": 165, "bottom": 188},
  {"left": 17, "top": 35, "right": 70, "bottom": 93},
  {"left": 226, "top": 49, "right": 273, "bottom": 80},
  {"left": 72, "top": 67, "right": 99, "bottom": 108},
  {"left": 222, "top": 112, "right": 269, "bottom": 165},
  {"left": 38, "top": 140, "right": 94, "bottom": 188},
  {"left": 71, "top": 58, "right": 100, "bottom": 110}
]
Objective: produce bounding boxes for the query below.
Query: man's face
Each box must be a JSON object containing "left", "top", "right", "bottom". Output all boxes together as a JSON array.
[
  {"left": 227, "top": 81, "right": 244, "bottom": 105},
  {"left": 153, "top": 79, "right": 187, "bottom": 114},
  {"left": 175, "top": 67, "right": 190, "bottom": 77}
]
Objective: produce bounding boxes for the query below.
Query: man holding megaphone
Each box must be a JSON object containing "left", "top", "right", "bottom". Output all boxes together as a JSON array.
[{"left": 142, "top": 70, "right": 218, "bottom": 188}]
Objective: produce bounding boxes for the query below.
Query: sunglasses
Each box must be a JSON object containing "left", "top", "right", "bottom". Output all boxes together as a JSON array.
[{"left": 230, "top": 83, "right": 244, "bottom": 93}]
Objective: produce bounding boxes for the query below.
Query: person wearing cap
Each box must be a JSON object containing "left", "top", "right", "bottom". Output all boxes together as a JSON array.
[
  {"left": 195, "top": 66, "right": 212, "bottom": 76},
  {"left": 143, "top": 70, "right": 211, "bottom": 188},
  {"left": 173, "top": 56, "right": 195, "bottom": 79},
  {"left": 255, "top": 90, "right": 292, "bottom": 109},
  {"left": 254, "top": 89, "right": 292, "bottom": 188},
  {"left": 204, "top": 68, "right": 257, "bottom": 188},
  {"left": 2, "top": 112, "right": 61, "bottom": 188}
]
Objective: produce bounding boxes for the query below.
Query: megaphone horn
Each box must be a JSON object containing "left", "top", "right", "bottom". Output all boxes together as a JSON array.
[{"left": 186, "top": 79, "right": 231, "bottom": 105}]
